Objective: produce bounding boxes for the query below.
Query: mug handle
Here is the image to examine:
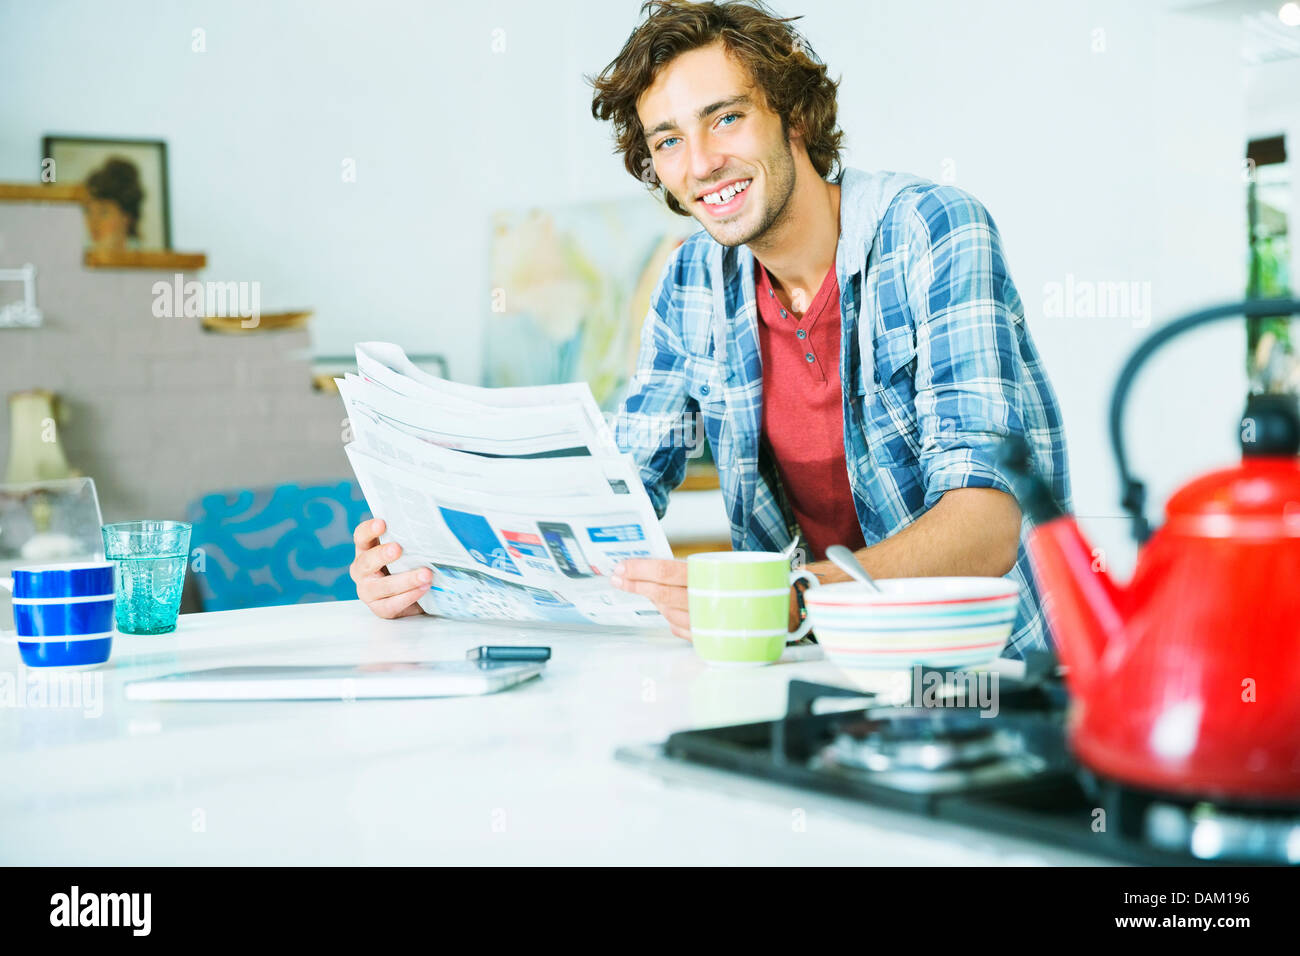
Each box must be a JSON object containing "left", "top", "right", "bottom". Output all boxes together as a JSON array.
[
  {"left": 786, "top": 568, "right": 819, "bottom": 642},
  {"left": 0, "top": 577, "right": 12, "bottom": 592}
]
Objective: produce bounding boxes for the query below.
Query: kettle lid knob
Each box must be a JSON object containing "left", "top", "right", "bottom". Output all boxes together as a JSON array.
[{"left": 1241, "top": 393, "right": 1300, "bottom": 458}]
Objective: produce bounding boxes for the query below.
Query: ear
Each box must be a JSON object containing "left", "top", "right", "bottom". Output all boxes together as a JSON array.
[
  {"left": 785, "top": 119, "right": 813, "bottom": 164},
  {"left": 786, "top": 116, "right": 807, "bottom": 146}
]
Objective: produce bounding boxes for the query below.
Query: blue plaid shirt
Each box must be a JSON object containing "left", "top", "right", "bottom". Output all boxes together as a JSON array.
[{"left": 614, "top": 168, "right": 1072, "bottom": 658}]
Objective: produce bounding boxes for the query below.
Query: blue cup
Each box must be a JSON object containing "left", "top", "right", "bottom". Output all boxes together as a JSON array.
[{"left": 2, "top": 561, "right": 115, "bottom": 667}]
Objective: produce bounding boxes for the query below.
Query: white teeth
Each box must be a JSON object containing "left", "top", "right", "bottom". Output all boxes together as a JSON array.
[{"left": 702, "top": 179, "right": 751, "bottom": 205}]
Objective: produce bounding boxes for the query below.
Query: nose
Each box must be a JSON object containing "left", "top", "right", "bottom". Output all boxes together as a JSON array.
[{"left": 687, "top": 133, "right": 727, "bottom": 189}]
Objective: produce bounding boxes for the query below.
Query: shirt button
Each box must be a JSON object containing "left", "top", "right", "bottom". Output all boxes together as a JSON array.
[
  {"left": 700, "top": 384, "right": 710, "bottom": 395},
  {"left": 805, "top": 353, "right": 815, "bottom": 363},
  {"left": 780, "top": 309, "right": 787, "bottom": 318},
  {"left": 768, "top": 289, "right": 774, "bottom": 297},
  {"left": 796, "top": 329, "right": 806, "bottom": 339}
]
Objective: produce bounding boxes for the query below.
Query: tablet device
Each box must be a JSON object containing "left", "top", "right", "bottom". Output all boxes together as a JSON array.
[{"left": 123, "top": 659, "right": 544, "bottom": 701}]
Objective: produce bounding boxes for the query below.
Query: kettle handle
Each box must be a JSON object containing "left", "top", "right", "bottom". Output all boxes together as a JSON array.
[{"left": 1109, "top": 297, "right": 1300, "bottom": 544}]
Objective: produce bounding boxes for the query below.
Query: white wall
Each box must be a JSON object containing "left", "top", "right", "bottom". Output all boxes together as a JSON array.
[
  {"left": 0, "top": 0, "right": 1254, "bottom": 573},
  {"left": 0, "top": 0, "right": 647, "bottom": 381}
]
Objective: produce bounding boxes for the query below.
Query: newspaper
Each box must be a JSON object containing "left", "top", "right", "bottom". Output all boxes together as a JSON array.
[{"left": 338, "top": 342, "right": 672, "bottom": 628}]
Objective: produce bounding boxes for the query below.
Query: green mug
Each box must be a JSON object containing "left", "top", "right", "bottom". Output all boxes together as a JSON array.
[{"left": 687, "top": 552, "right": 819, "bottom": 666}]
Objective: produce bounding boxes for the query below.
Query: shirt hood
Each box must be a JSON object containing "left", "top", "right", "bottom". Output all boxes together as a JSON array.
[{"left": 834, "top": 167, "right": 933, "bottom": 277}]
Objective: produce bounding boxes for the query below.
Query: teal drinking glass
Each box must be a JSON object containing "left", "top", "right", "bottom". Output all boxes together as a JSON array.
[{"left": 102, "top": 520, "right": 192, "bottom": 635}]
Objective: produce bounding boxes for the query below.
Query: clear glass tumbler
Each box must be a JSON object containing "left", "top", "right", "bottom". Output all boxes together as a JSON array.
[{"left": 102, "top": 520, "right": 192, "bottom": 635}]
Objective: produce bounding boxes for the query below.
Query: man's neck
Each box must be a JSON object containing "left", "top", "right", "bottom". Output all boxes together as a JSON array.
[{"left": 746, "top": 169, "right": 840, "bottom": 316}]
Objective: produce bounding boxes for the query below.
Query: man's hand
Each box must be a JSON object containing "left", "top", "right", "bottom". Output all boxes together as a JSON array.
[
  {"left": 611, "top": 558, "right": 690, "bottom": 640},
  {"left": 350, "top": 518, "right": 431, "bottom": 619}
]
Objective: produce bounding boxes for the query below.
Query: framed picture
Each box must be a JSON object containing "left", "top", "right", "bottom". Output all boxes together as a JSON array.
[
  {"left": 486, "top": 197, "right": 692, "bottom": 410},
  {"left": 42, "top": 135, "right": 171, "bottom": 252}
]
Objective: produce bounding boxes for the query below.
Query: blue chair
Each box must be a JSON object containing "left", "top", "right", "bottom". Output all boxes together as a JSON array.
[{"left": 185, "top": 480, "right": 371, "bottom": 611}]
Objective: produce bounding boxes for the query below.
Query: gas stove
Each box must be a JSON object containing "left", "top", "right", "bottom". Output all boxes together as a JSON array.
[{"left": 619, "top": 653, "right": 1300, "bottom": 865}]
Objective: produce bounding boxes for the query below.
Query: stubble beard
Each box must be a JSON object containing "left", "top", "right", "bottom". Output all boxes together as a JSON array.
[{"left": 693, "top": 137, "right": 798, "bottom": 249}]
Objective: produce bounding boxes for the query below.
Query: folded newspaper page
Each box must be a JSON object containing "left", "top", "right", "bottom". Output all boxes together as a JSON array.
[{"left": 339, "top": 342, "right": 672, "bottom": 628}]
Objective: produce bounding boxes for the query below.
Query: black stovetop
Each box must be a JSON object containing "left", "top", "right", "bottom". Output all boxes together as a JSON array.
[{"left": 651, "top": 656, "right": 1298, "bottom": 866}]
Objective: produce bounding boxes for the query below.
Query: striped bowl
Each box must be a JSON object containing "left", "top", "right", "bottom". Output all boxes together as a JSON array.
[{"left": 804, "top": 577, "right": 1019, "bottom": 671}]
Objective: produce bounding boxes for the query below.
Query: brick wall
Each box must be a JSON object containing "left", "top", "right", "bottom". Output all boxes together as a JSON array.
[{"left": 0, "top": 200, "right": 350, "bottom": 526}]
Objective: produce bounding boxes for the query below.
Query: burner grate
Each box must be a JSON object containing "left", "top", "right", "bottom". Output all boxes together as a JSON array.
[{"left": 654, "top": 663, "right": 1300, "bottom": 865}]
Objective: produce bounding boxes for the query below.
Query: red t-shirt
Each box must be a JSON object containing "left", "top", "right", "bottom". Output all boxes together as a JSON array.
[{"left": 755, "top": 263, "right": 866, "bottom": 562}]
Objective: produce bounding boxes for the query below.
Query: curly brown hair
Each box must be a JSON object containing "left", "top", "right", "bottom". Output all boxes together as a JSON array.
[
  {"left": 589, "top": 0, "right": 843, "bottom": 216},
  {"left": 85, "top": 157, "right": 144, "bottom": 238}
]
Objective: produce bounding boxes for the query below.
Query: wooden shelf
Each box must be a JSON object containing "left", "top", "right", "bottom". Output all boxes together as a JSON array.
[
  {"left": 83, "top": 249, "right": 207, "bottom": 270},
  {"left": 0, "top": 182, "right": 87, "bottom": 202},
  {"left": 678, "top": 466, "right": 720, "bottom": 491},
  {"left": 201, "top": 310, "right": 311, "bottom": 334},
  {"left": 672, "top": 540, "right": 732, "bottom": 558}
]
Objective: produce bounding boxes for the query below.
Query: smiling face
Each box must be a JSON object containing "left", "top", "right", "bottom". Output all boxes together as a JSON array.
[
  {"left": 637, "top": 42, "right": 798, "bottom": 248},
  {"left": 83, "top": 198, "right": 132, "bottom": 250}
]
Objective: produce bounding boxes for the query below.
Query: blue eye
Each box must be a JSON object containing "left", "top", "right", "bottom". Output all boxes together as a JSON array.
[
  {"left": 656, "top": 136, "right": 681, "bottom": 151},
  {"left": 717, "top": 113, "right": 740, "bottom": 127}
]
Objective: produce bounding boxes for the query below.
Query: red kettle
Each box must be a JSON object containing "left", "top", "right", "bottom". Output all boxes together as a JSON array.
[{"left": 1000, "top": 298, "right": 1300, "bottom": 802}]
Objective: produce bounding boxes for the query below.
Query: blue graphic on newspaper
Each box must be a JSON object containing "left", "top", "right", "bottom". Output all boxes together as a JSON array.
[
  {"left": 437, "top": 507, "right": 521, "bottom": 576},
  {"left": 586, "top": 523, "right": 646, "bottom": 543},
  {"left": 428, "top": 564, "right": 589, "bottom": 624}
]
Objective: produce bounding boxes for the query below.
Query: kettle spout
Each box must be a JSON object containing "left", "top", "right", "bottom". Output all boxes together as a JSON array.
[
  {"left": 996, "top": 436, "right": 1126, "bottom": 690},
  {"left": 1025, "top": 518, "right": 1126, "bottom": 692}
]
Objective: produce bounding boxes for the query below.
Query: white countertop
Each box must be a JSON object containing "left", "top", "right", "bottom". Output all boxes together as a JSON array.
[{"left": 0, "top": 600, "right": 1107, "bottom": 865}]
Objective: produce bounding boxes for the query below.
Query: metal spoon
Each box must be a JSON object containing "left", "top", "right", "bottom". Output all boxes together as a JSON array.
[{"left": 825, "top": 544, "right": 882, "bottom": 592}]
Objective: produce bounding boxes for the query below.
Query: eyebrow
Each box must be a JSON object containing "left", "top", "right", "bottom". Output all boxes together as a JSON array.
[{"left": 643, "top": 94, "right": 753, "bottom": 142}]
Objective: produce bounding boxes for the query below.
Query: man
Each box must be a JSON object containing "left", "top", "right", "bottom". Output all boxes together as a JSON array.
[{"left": 351, "top": 0, "right": 1071, "bottom": 659}]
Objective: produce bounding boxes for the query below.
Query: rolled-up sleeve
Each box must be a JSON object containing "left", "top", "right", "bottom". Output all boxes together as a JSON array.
[
  {"left": 613, "top": 252, "right": 694, "bottom": 519},
  {"left": 902, "top": 187, "right": 1026, "bottom": 510}
]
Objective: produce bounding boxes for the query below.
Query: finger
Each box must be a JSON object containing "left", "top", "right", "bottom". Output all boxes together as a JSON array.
[
  {"left": 670, "top": 624, "right": 692, "bottom": 641},
  {"left": 394, "top": 600, "right": 426, "bottom": 618},
  {"left": 369, "top": 583, "right": 431, "bottom": 620},
  {"left": 359, "top": 567, "right": 431, "bottom": 601},
  {"left": 353, "top": 517, "right": 386, "bottom": 549},
  {"left": 619, "top": 578, "right": 690, "bottom": 612},
  {"left": 614, "top": 558, "right": 687, "bottom": 585},
  {"left": 357, "top": 541, "right": 404, "bottom": 579},
  {"left": 659, "top": 605, "right": 690, "bottom": 631},
  {"left": 621, "top": 558, "right": 688, "bottom": 584},
  {"left": 350, "top": 543, "right": 385, "bottom": 583}
]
